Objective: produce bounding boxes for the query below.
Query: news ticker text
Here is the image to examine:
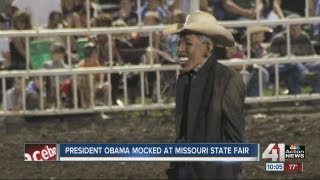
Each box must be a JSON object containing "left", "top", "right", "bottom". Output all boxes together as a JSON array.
[{"left": 24, "top": 143, "right": 305, "bottom": 173}]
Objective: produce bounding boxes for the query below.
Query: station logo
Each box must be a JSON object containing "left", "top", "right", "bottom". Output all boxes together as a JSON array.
[
  {"left": 262, "top": 143, "right": 305, "bottom": 161},
  {"left": 285, "top": 144, "right": 305, "bottom": 159}
]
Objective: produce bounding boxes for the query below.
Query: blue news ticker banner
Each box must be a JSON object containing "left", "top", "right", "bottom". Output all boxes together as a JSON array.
[{"left": 58, "top": 143, "right": 259, "bottom": 161}]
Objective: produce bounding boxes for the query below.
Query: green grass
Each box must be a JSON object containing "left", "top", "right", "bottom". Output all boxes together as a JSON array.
[{"left": 262, "top": 85, "right": 312, "bottom": 96}]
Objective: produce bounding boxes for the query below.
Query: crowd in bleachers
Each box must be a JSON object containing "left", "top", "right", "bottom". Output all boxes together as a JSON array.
[{"left": 1, "top": 0, "right": 320, "bottom": 111}]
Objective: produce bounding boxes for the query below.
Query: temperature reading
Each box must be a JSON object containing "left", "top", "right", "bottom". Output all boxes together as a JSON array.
[
  {"left": 289, "top": 164, "right": 297, "bottom": 170},
  {"left": 284, "top": 163, "right": 303, "bottom": 172}
]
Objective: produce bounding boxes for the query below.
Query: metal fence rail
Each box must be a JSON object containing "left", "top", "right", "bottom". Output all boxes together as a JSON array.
[{"left": 1, "top": 56, "right": 320, "bottom": 116}]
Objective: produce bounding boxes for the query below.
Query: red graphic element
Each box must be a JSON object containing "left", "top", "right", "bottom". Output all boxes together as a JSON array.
[
  {"left": 284, "top": 162, "right": 303, "bottom": 172},
  {"left": 24, "top": 144, "right": 57, "bottom": 161}
]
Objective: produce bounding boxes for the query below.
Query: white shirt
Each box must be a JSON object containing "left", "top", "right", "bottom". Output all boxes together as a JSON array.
[
  {"left": 193, "top": 56, "right": 209, "bottom": 72},
  {"left": 6, "top": 87, "right": 20, "bottom": 111},
  {"left": 0, "top": 37, "right": 9, "bottom": 62}
]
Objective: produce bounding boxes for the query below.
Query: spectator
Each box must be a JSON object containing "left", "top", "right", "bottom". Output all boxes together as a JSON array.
[
  {"left": 256, "top": 0, "right": 285, "bottom": 20},
  {"left": 1, "top": 1, "right": 19, "bottom": 29},
  {"left": 255, "top": 0, "right": 285, "bottom": 34},
  {"left": 225, "top": 43, "right": 246, "bottom": 82},
  {"left": 141, "top": 11, "right": 164, "bottom": 101},
  {"left": 243, "top": 26, "right": 272, "bottom": 58},
  {"left": 209, "top": 0, "right": 283, "bottom": 21},
  {"left": 0, "top": 14, "right": 10, "bottom": 69},
  {"left": 141, "top": 11, "right": 164, "bottom": 64},
  {"left": 165, "top": 0, "right": 184, "bottom": 24},
  {"left": 169, "top": 8, "right": 185, "bottom": 25},
  {"left": 61, "top": 0, "right": 78, "bottom": 13},
  {"left": 200, "top": 0, "right": 213, "bottom": 14},
  {"left": 209, "top": 0, "right": 256, "bottom": 20},
  {"left": 43, "top": 43, "right": 69, "bottom": 69},
  {"left": 6, "top": 77, "right": 22, "bottom": 111},
  {"left": 269, "top": 14, "right": 319, "bottom": 94},
  {"left": 226, "top": 43, "right": 245, "bottom": 59},
  {"left": 166, "top": 9, "right": 185, "bottom": 58},
  {"left": 47, "top": 11, "right": 65, "bottom": 29},
  {"left": 208, "top": 0, "right": 226, "bottom": 20},
  {"left": 174, "top": 0, "right": 191, "bottom": 14},
  {"left": 43, "top": 43, "right": 72, "bottom": 107},
  {"left": 0, "top": 2, "right": 12, "bottom": 30},
  {"left": 74, "top": 0, "right": 100, "bottom": 28},
  {"left": 114, "top": 17, "right": 147, "bottom": 65},
  {"left": 241, "top": 26, "right": 271, "bottom": 96},
  {"left": 313, "top": 0, "right": 320, "bottom": 40},
  {"left": 91, "top": 13, "right": 122, "bottom": 66},
  {"left": 270, "top": 14, "right": 315, "bottom": 56},
  {"left": 12, "top": 0, "right": 61, "bottom": 27},
  {"left": 139, "top": 0, "right": 167, "bottom": 22},
  {"left": 143, "top": 10, "right": 161, "bottom": 26},
  {"left": 112, "top": 0, "right": 138, "bottom": 26},
  {"left": 61, "top": 0, "right": 82, "bottom": 28},
  {"left": 26, "top": 76, "right": 47, "bottom": 110},
  {"left": 43, "top": 11, "right": 67, "bottom": 47},
  {"left": 60, "top": 0, "right": 85, "bottom": 61},
  {"left": 10, "top": 11, "right": 32, "bottom": 70},
  {"left": 77, "top": 42, "right": 110, "bottom": 108},
  {"left": 278, "top": 0, "right": 307, "bottom": 17},
  {"left": 0, "top": 0, "right": 13, "bottom": 15},
  {"left": 92, "top": 13, "right": 123, "bottom": 105},
  {"left": 271, "top": 0, "right": 285, "bottom": 18},
  {"left": 113, "top": 16, "right": 148, "bottom": 103}
]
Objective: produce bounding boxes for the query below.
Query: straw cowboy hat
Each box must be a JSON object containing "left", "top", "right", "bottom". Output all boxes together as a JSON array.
[
  {"left": 240, "top": 25, "right": 272, "bottom": 43},
  {"left": 164, "top": 11, "right": 235, "bottom": 47},
  {"left": 286, "top": 13, "right": 301, "bottom": 19},
  {"left": 247, "top": 26, "right": 272, "bottom": 34}
]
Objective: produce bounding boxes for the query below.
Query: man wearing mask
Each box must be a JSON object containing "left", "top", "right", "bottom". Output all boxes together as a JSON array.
[{"left": 165, "top": 11, "right": 246, "bottom": 179}]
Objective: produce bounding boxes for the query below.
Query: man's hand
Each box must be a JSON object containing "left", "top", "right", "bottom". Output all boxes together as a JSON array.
[{"left": 245, "top": 9, "right": 257, "bottom": 19}]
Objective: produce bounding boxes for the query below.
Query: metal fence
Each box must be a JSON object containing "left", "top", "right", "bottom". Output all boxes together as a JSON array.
[{"left": 1, "top": 0, "right": 320, "bottom": 116}]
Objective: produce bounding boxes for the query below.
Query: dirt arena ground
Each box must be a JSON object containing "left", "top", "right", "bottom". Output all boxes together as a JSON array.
[{"left": 0, "top": 103, "right": 319, "bottom": 179}]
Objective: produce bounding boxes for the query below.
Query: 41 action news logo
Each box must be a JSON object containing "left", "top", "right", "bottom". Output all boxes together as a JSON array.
[{"left": 262, "top": 143, "right": 305, "bottom": 161}]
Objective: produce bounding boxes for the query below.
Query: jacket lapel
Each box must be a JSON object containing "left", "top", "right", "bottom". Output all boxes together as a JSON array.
[
  {"left": 187, "top": 57, "right": 216, "bottom": 141},
  {"left": 175, "top": 74, "right": 189, "bottom": 139},
  {"left": 187, "top": 72, "right": 207, "bottom": 140}
]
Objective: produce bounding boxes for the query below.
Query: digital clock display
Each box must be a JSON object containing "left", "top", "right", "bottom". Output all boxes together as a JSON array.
[{"left": 265, "top": 162, "right": 284, "bottom": 171}]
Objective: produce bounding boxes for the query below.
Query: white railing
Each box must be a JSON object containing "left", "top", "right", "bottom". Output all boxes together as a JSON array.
[
  {"left": 1, "top": 55, "right": 320, "bottom": 116},
  {"left": 1, "top": 0, "right": 320, "bottom": 116}
]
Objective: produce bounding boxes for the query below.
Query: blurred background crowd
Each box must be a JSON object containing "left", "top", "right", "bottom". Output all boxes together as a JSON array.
[{"left": 1, "top": 0, "right": 320, "bottom": 111}]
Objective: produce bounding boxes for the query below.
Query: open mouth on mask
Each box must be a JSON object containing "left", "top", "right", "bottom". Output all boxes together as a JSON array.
[{"left": 178, "top": 56, "right": 189, "bottom": 64}]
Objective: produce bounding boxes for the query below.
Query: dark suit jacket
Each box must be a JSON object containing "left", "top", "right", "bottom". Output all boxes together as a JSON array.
[{"left": 169, "top": 55, "right": 246, "bottom": 179}]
